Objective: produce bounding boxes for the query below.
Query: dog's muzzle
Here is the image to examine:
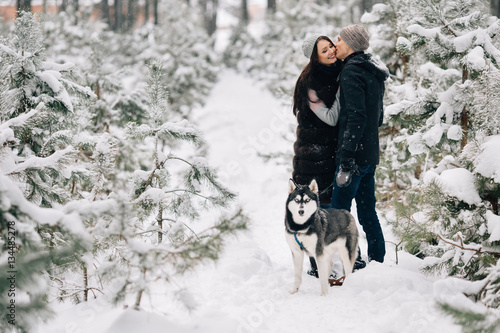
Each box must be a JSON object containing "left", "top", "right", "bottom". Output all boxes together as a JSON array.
[{"left": 298, "top": 209, "right": 304, "bottom": 216}]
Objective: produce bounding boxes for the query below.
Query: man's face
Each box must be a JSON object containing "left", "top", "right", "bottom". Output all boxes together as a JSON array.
[{"left": 334, "top": 36, "right": 355, "bottom": 60}]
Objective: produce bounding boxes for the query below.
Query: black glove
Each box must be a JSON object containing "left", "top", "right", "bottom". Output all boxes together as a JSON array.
[
  {"left": 336, "top": 158, "right": 358, "bottom": 188},
  {"left": 316, "top": 85, "right": 336, "bottom": 106}
]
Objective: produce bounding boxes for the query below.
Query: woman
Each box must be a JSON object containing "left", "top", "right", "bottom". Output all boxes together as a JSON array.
[
  {"left": 292, "top": 35, "right": 341, "bottom": 207},
  {"left": 292, "top": 35, "right": 342, "bottom": 277}
]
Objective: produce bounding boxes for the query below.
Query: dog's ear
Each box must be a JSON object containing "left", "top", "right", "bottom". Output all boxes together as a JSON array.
[
  {"left": 309, "top": 179, "right": 319, "bottom": 194},
  {"left": 288, "top": 178, "right": 297, "bottom": 193}
]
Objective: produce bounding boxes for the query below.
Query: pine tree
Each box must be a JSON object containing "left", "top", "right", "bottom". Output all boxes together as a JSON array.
[
  {"left": 397, "top": 0, "right": 500, "bottom": 150},
  {"left": 0, "top": 11, "right": 95, "bottom": 207},
  {"left": 439, "top": 302, "right": 499, "bottom": 333},
  {"left": 361, "top": 0, "right": 421, "bottom": 203},
  {"left": 1, "top": 11, "right": 120, "bottom": 310},
  {"left": 0, "top": 113, "right": 99, "bottom": 332},
  {"left": 381, "top": 0, "right": 500, "bottom": 327},
  {"left": 388, "top": 0, "right": 500, "bottom": 257},
  {"left": 126, "top": 0, "right": 220, "bottom": 118},
  {"left": 361, "top": 0, "right": 413, "bottom": 78}
]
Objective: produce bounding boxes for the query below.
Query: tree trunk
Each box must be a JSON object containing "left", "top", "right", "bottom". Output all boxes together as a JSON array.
[
  {"left": 144, "top": 0, "right": 150, "bottom": 24},
  {"left": 134, "top": 268, "right": 146, "bottom": 309},
  {"left": 360, "top": 0, "right": 372, "bottom": 14},
  {"left": 101, "top": 0, "right": 110, "bottom": 27},
  {"left": 153, "top": 0, "right": 159, "bottom": 25},
  {"left": 135, "top": 289, "right": 143, "bottom": 309},
  {"left": 127, "top": 0, "right": 138, "bottom": 30},
  {"left": 460, "top": 66, "right": 469, "bottom": 150},
  {"left": 60, "top": 0, "right": 67, "bottom": 12},
  {"left": 492, "top": 0, "right": 500, "bottom": 17},
  {"left": 201, "top": 0, "right": 218, "bottom": 36},
  {"left": 83, "top": 263, "right": 88, "bottom": 302},
  {"left": 157, "top": 208, "right": 163, "bottom": 243},
  {"left": 241, "top": 0, "right": 249, "bottom": 25},
  {"left": 114, "top": 0, "right": 123, "bottom": 31},
  {"left": 73, "top": 0, "right": 80, "bottom": 24},
  {"left": 17, "top": 0, "right": 31, "bottom": 13},
  {"left": 267, "top": 0, "right": 276, "bottom": 14}
]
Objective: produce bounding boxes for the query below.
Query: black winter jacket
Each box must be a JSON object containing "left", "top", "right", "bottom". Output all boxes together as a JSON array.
[
  {"left": 336, "top": 52, "right": 389, "bottom": 165},
  {"left": 293, "top": 63, "right": 342, "bottom": 205}
]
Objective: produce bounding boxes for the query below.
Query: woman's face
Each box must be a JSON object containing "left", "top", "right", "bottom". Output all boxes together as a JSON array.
[{"left": 316, "top": 39, "right": 337, "bottom": 66}]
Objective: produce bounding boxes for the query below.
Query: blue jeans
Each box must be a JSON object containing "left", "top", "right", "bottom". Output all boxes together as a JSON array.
[{"left": 330, "top": 164, "right": 385, "bottom": 262}]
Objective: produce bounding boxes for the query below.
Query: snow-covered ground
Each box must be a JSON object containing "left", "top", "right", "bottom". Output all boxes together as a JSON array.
[{"left": 40, "top": 70, "right": 465, "bottom": 333}]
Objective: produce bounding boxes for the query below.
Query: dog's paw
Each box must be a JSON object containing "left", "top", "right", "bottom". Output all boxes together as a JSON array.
[{"left": 288, "top": 287, "right": 299, "bottom": 295}]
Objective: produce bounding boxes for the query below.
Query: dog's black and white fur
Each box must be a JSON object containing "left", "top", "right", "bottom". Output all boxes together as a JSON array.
[{"left": 285, "top": 179, "right": 358, "bottom": 296}]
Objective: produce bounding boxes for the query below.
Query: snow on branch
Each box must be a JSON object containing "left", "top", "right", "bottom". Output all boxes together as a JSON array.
[
  {"left": 0, "top": 43, "right": 19, "bottom": 58},
  {"left": 126, "top": 119, "right": 204, "bottom": 146},
  {"left": 0, "top": 108, "right": 38, "bottom": 131},
  {"left": 36, "top": 70, "right": 74, "bottom": 112},
  {"left": 4, "top": 146, "right": 75, "bottom": 175},
  {"left": 0, "top": 174, "right": 90, "bottom": 244},
  {"left": 157, "top": 119, "right": 204, "bottom": 146},
  {"left": 437, "top": 233, "right": 500, "bottom": 257}
]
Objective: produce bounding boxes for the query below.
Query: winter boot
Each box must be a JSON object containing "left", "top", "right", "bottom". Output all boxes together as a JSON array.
[{"left": 353, "top": 248, "right": 366, "bottom": 271}]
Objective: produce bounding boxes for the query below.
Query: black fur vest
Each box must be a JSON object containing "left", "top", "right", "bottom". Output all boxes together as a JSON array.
[{"left": 292, "top": 63, "right": 341, "bottom": 205}]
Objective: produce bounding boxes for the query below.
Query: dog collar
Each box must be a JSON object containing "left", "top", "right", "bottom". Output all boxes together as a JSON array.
[{"left": 294, "top": 233, "right": 306, "bottom": 251}]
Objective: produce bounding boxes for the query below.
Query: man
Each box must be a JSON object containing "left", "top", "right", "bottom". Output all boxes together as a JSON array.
[{"left": 332, "top": 25, "right": 389, "bottom": 266}]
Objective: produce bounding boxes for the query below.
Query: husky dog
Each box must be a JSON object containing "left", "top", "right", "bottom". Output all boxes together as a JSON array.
[{"left": 285, "top": 179, "right": 358, "bottom": 296}]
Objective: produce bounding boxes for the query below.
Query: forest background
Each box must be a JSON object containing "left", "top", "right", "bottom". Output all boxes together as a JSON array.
[{"left": 1, "top": 0, "right": 500, "bottom": 332}]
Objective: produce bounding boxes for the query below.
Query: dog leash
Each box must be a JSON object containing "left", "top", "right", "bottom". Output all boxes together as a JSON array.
[
  {"left": 319, "top": 181, "right": 335, "bottom": 196},
  {"left": 294, "top": 233, "right": 306, "bottom": 251}
]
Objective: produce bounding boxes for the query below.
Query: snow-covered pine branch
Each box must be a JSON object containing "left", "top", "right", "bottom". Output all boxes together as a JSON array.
[{"left": 0, "top": 173, "right": 96, "bottom": 332}]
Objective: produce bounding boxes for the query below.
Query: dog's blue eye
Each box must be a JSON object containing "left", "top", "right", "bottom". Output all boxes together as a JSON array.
[
  {"left": 295, "top": 199, "right": 300, "bottom": 203},
  {"left": 305, "top": 199, "right": 310, "bottom": 203}
]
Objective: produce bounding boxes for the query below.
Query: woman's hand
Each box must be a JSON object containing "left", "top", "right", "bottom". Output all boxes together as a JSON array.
[{"left": 308, "top": 89, "right": 326, "bottom": 112}]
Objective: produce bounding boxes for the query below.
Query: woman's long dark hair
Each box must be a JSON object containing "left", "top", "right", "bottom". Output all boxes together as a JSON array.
[{"left": 292, "top": 36, "right": 335, "bottom": 117}]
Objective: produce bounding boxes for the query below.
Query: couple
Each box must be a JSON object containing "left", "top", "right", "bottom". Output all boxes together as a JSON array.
[{"left": 291, "top": 25, "right": 389, "bottom": 276}]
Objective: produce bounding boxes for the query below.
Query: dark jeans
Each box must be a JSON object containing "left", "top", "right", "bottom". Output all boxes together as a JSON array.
[{"left": 330, "top": 164, "right": 385, "bottom": 262}]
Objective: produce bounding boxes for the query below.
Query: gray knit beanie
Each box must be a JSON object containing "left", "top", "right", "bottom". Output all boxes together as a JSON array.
[
  {"left": 339, "top": 25, "right": 370, "bottom": 52},
  {"left": 302, "top": 34, "right": 322, "bottom": 59}
]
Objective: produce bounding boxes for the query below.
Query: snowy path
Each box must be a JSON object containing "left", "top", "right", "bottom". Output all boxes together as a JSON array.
[{"left": 40, "top": 70, "right": 462, "bottom": 333}]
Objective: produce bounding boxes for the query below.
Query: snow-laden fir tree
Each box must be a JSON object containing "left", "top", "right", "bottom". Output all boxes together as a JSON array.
[
  {"left": 360, "top": 1, "right": 419, "bottom": 203},
  {"left": 396, "top": 0, "right": 500, "bottom": 150},
  {"left": 126, "top": 0, "right": 219, "bottom": 118},
  {"left": 0, "top": 11, "right": 95, "bottom": 207},
  {"left": 0, "top": 111, "right": 115, "bottom": 332},
  {"left": 77, "top": 36, "right": 150, "bottom": 197},
  {"left": 38, "top": 11, "right": 149, "bottom": 129},
  {"left": 101, "top": 60, "right": 247, "bottom": 309},
  {"left": 45, "top": 131, "right": 120, "bottom": 305},
  {"left": 388, "top": 0, "right": 500, "bottom": 258},
  {"left": 41, "top": 13, "right": 156, "bottom": 187},
  {"left": 361, "top": 1, "right": 413, "bottom": 78},
  {"left": 0, "top": 174, "right": 89, "bottom": 333},
  {"left": 0, "top": 11, "right": 120, "bottom": 308},
  {"left": 382, "top": 0, "right": 500, "bottom": 326}
]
